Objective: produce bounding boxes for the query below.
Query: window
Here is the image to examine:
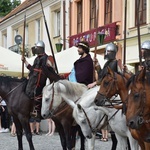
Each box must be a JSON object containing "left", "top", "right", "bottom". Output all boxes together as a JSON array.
[
  {"left": 36, "top": 19, "right": 41, "bottom": 42},
  {"left": 90, "top": 0, "right": 96, "bottom": 29},
  {"left": 135, "top": 0, "right": 146, "bottom": 25},
  {"left": 54, "top": 10, "right": 60, "bottom": 36},
  {"left": 77, "top": 1, "right": 82, "bottom": 33},
  {"left": 104, "top": 0, "right": 112, "bottom": 25}
]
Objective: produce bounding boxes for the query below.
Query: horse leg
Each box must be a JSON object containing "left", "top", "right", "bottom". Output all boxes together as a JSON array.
[
  {"left": 115, "top": 134, "right": 128, "bottom": 150},
  {"left": 77, "top": 125, "right": 85, "bottom": 150},
  {"left": 13, "top": 118, "right": 23, "bottom": 150},
  {"left": 110, "top": 131, "right": 117, "bottom": 150},
  {"left": 53, "top": 119, "right": 67, "bottom": 150},
  {"left": 20, "top": 117, "right": 35, "bottom": 150},
  {"left": 63, "top": 125, "right": 72, "bottom": 150},
  {"left": 71, "top": 125, "right": 78, "bottom": 149}
]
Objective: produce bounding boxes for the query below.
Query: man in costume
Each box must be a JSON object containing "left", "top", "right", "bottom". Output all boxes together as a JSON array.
[
  {"left": 22, "top": 40, "right": 55, "bottom": 118},
  {"left": 88, "top": 42, "right": 121, "bottom": 88},
  {"left": 69, "top": 41, "right": 94, "bottom": 85},
  {"left": 141, "top": 40, "right": 150, "bottom": 70}
]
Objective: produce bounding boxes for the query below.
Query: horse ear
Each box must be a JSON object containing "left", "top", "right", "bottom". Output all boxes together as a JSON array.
[
  {"left": 107, "top": 66, "right": 113, "bottom": 76},
  {"left": 136, "top": 67, "right": 146, "bottom": 82},
  {"left": 61, "top": 96, "right": 76, "bottom": 109},
  {"left": 47, "top": 82, "right": 54, "bottom": 91}
]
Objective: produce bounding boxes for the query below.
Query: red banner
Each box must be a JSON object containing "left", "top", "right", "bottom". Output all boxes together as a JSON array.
[{"left": 69, "top": 22, "right": 117, "bottom": 47}]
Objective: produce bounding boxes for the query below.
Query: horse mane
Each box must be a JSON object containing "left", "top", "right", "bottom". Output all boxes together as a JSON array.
[
  {"left": 126, "top": 70, "right": 150, "bottom": 88},
  {"left": 126, "top": 74, "right": 136, "bottom": 88},
  {"left": 56, "top": 80, "right": 88, "bottom": 99},
  {"left": 0, "top": 76, "right": 28, "bottom": 90}
]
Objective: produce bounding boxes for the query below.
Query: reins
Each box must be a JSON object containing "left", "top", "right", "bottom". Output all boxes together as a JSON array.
[
  {"left": 33, "top": 68, "right": 42, "bottom": 87},
  {"left": 2, "top": 80, "right": 27, "bottom": 100}
]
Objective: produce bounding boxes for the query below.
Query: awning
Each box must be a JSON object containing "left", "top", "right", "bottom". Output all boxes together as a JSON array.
[{"left": 0, "top": 46, "right": 29, "bottom": 77}]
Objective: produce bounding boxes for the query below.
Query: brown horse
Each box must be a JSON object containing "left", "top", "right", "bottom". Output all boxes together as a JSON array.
[
  {"left": 94, "top": 67, "right": 149, "bottom": 150},
  {"left": 0, "top": 76, "right": 34, "bottom": 150},
  {"left": 126, "top": 68, "right": 150, "bottom": 144},
  {"left": 26, "top": 65, "right": 86, "bottom": 150}
]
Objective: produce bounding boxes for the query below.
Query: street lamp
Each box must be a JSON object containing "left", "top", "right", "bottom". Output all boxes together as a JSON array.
[
  {"left": 97, "top": 32, "right": 105, "bottom": 45},
  {"left": 55, "top": 43, "right": 63, "bottom": 52}
]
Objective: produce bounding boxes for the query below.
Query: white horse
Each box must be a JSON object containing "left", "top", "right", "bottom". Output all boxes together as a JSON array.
[
  {"left": 41, "top": 80, "right": 103, "bottom": 150},
  {"left": 42, "top": 81, "right": 138, "bottom": 150},
  {"left": 63, "top": 87, "right": 139, "bottom": 150}
]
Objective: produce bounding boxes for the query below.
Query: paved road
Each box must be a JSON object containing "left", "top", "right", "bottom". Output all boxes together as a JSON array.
[{"left": 0, "top": 132, "right": 112, "bottom": 150}]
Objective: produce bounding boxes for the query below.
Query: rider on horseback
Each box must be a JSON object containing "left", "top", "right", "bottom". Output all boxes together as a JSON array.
[
  {"left": 22, "top": 40, "right": 55, "bottom": 118},
  {"left": 88, "top": 42, "right": 122, "bottom": 88},
  {"left": 141, "top": 40, "right": 150, "bottom": 71}
]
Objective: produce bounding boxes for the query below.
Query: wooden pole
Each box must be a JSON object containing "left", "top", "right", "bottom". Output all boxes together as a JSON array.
[
  {"left": 22, "top": 14, "right": 26, "bottom": 78},
  {"left": 123, "top": 0, "right": 127, "bottom": 66},
  {"left": 136, "top": 0, "right": 142, "bottom": 65},
  {"left": 39, "top": 0, "right": 59, "bottom": 74},
  {"left": 63, "top": 0, "right": 66, "bottom": 50},
  {"left": 94, "top": 0, "right": 99, "bottom": 58}
]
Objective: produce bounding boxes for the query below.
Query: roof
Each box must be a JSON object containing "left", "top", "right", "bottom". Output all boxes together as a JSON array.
[{"left": 0, "top": 0, "right": 39, "bottom": 23}]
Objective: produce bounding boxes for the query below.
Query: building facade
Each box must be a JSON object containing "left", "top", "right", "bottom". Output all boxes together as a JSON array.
[
  {"left": 0, "top": 0, "right": 150, "bottom": 73},
  {"left": 68, "top": 0, "right": 150, "bottom": 73},
  {"left": 0, "top": 0, "right": 63, "bottom": 56}
]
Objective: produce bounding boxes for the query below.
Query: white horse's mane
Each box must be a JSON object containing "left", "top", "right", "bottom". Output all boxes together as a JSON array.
[{"left": 55, "top": 80, "right": 88, "bottom": 100}]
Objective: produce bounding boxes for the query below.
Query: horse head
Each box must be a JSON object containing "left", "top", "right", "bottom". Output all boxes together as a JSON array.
[
  {"left": 41, "top": 80, "right": 88, "bottom": 119},
  {"left": 94, "top": 67, "right": 124, "bottom": 107},
  {"left": 73, "top": 102, "right": 107, "bottom": 139},
  {"left": 26, "top": 65, "right": 60, "bottom": 98},
  {"left": 126, "top": 68, "right": 150, "bottom": 142},
  {"left": 41, "top": 81, "right": 63, "bottom": 118}
]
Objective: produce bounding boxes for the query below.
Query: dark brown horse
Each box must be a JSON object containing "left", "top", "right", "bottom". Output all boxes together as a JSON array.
[
  {"left": 0, "top": 76, "right": 34, "bottom": 150},
  {"left": 26, "top": 65, "right": 85, "bottom": 150},
  {"left": 94, "top": 67, "right": 150, "bottom": 150},
  {"left": 126, "top": 68, "right": 150, "bottom": 145}
]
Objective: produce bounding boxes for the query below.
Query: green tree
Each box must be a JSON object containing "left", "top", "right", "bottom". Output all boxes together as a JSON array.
[{"left": 0, "top": 0, "right": 21, "bottom": 17}]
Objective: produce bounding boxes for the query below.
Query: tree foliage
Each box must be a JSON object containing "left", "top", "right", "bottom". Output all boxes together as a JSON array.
[{"left": 0, "top": 0, "right": 21, "bottom": 17}]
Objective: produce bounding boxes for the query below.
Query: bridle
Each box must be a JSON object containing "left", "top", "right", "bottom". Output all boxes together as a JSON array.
[
  {"left": 129, "top": 81, "right": 150, "bottom": 125},
  {"left": 80, "top": 105, "right": 107, "bottom": 134},
  {"left": 97, "top": 72, "right": 123, "bottom": 107},
  {"left": 2, "top": 79, "right": 27, "bottom": 100}
]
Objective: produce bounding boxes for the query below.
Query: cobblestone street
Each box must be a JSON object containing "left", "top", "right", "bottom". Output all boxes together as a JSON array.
[{"left": 0, "top": 132, "right": 112, "bottom": 150}]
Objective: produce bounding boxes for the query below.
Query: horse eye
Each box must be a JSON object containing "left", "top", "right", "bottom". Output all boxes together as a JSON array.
[
  {"left": 104, "top": 81, "right": 109, "bottom": 87},
  {"left": 134, "top": 93, "right": 139, "bottom": 99},
  {"left": 81, "top": 120, "right": 86, "bottom": 124},
  {"left": 45, "top": 98, "right": 49, "bottom": 102}
]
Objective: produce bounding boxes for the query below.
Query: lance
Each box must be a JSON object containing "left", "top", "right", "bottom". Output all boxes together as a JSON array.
[
  {"left": 93, "top": 0, "right": 99, "bottom": 82},
  {"left": 136, "top": 0, "right": 142, "bottom": 65},
  {"left": 22, "top": 14, "right": 26, "bottom": 78},
  {"left": 39, "top": 0, "right": 59, "bottom": 74},
  {"left": 94, "top": 0, "right": 99, "bottom": 59},
  {"left": 123, "top": 0, "right": 127, "bottom": 67}
]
